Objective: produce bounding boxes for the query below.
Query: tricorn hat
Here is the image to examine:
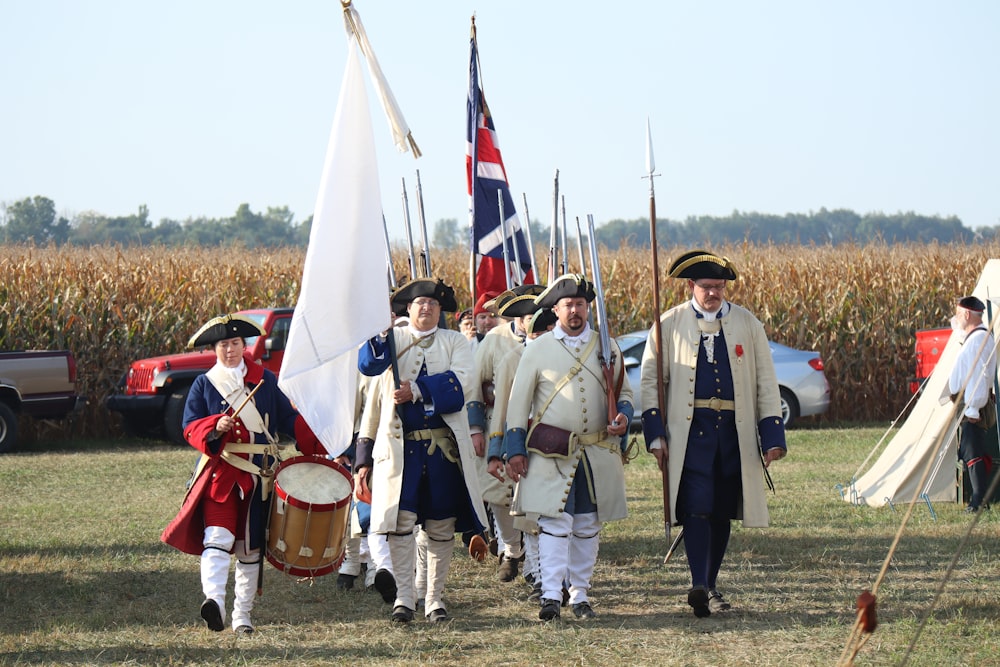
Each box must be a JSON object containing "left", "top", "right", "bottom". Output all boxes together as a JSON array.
[
  {"left": 390, "top": 278, "right": 458, "bottom": 313},
  {"left": 187, "top": 314, "right": 266, "bottom": 349},
  {"left": 534, "top": 274, "right": 596, "bottom": 309},
  {"left": 456, "top": 307, "right": 473, "bottom": 323},
  {"left": 958, "top": 295, "right": 986, "bottom": 313},
  {"left": 497, "top": 284, "right": 547, "bottom": 318},
  {"left": 526, "top": 308, "right": 557, "bottom": 335},
  {"left": 668, "top": 250, "right": 739, "bottom": 281}
]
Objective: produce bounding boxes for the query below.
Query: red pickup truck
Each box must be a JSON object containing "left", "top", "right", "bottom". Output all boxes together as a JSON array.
[
  {"left": 106, "top": 308, "right": 292, "bottom": 444},
  {"left": 0, "top": 350, "right": 84, "bottom": 453}
]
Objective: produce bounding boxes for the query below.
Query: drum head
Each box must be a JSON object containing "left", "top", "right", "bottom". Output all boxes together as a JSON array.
[{"left": 274, "top": 457, "right": 353, "bottom": 511}]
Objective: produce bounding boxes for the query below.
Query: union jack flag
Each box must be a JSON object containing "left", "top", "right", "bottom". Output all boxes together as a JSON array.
[{"left": 466, "top": 24, "right": 534, "bottom": 299}]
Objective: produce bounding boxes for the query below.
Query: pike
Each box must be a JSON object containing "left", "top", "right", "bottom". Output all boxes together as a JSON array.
[
  {"left": 381, "top": 214, "right": 397, "bottom": 289},
  {"left": 586, "top": 214, "right": 621, "bottom": 428},
  {"left": 521, "top": 193, "right": 539, "bottom": 282},
  {"left": 400, "top": 178, "right": 419, "bottom": 279},
  {"left": 643, "top": 118, "right": 675, "bottom": 553},
  {"left": 559, "top": 195, "right": 569, "bottom": 275},
  {"left": 574, "top": 215, "right": 588, "bottom": 277},
  {"left": 414, "top": 169, "right": 432, "bottom": 277},
  {"left": 547, "top": 169, "right": 560, "bottom": 283},
  {"left": 497, "top": 189, "right": 513, "bottom": 289}
]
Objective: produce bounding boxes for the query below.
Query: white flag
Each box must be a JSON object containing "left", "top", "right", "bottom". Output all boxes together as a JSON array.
[{"left": 278, "top": 38, "right": 390, "bottom": 457}]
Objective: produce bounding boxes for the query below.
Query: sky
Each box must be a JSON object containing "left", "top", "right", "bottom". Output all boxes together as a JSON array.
[{"left": 2, "top": 1, "right": 998, "bottom": 238}]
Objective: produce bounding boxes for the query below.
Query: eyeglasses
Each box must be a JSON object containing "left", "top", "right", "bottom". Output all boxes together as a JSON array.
[
  {"left": 411, "top": 298, "right": 440, "bottom": 307},
  {"left": 693, "top": 281, "right": 727, "bottom": 292}
]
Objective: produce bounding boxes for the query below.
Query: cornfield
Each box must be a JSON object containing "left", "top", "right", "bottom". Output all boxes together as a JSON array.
[{"left": 0, "top": 242, "right": 992, "bottom": 442}]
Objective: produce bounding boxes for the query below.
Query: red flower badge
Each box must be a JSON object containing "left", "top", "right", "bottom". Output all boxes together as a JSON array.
[{"left": 735, "top": 344, "right": 744, "bottom": 363}]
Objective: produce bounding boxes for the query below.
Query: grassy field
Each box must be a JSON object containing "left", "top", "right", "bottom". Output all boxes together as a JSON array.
[{"left": 1, "top": 426, "right": 998, "bottom": 666}]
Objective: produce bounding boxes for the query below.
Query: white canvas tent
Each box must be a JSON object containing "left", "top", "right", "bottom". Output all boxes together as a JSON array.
[{"left": 847, "top": 259, "right": 1000, "bottom": 507}]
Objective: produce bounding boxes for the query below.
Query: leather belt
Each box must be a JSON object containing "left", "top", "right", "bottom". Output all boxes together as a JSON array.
[
  {"left": 693, "top": 397, "right": 736, "bottom": 411},
  {"left": 404, "top": 427, "right": 453, "bottom": 441},
  {"left": 575, "top": 430, "right": 609, "bottom": 445}
]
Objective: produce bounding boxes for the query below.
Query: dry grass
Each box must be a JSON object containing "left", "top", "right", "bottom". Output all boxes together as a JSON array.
[
  {"left": 1, "top": 427, "right": 999, "bottom": 666},
  {"left": 1, "top": 242, "right": 998, "bottom": 443}
]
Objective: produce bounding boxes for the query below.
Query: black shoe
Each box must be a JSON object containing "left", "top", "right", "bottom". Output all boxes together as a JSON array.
[
  {"left": 561, "top": 584, "right": 570, "bottom": 607},
  {"left": 539, "top": 598, "right": 561, "bottom": 621},
  {"left": 523, "top": 572, "right": 536, "bottom": 586},
  {"left": 390, "top": 605, "right": 414, "bottom": 623},
  {"left": 488, "top": 536, "right": 499, "bottom": 557},
  {"left": 572, "top": 601, "right": 596, "bottom": 619},
  {"left": 708, "top": 589, "right": 731, "bottom": 613},
  {"left": 336, "top": 573, "right": 356, "bottom": 590},
  {"left": 200, "top": 598, "right": 225, "bottom": 632},
  {"left": 234, "top": 625, "right": 254, "bottom": 636},
  {"left": 427, "top": 607, "right": 450, "bottom": 623},
  {"left": 688, "top": 587, "right": 711, "bottom": 618},
  {"left": 497, "top": 554, "right": 521, "bottom": 582},
  {"left": 528, "top": 582, "right": 543, "bottom": 604},
  {"left": 374, "top": 569, "right": 397, "bottom": 604},
  {"left": 965, "top": 504, "right": 980, "bottom": 514}
]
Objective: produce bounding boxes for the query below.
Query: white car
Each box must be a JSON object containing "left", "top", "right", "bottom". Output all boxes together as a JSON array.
[{"left": 616, "top": 330, "right": 830, "bottom": 428}]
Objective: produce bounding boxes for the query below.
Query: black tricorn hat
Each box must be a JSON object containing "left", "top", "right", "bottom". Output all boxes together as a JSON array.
[
  {"left": 187, "top": 314, "right": 266, "bottom": 349},
  {"left": 958, "top": 295, "right": 986, "bottom": 313},
  {"left": 390, "top": 278, "right": 458, "bottom": 313},
  {"left": 534, "top": 274, "right": 596, "bottom": 309},
  {"left": 526, "top": 308, "right": 557, "bottom": 335},
  {"left": 668, "top": 250, "right": 739, "bottom": 281},
  {"left": 497, "top": 284, "right": 547, "bottom": 318}
]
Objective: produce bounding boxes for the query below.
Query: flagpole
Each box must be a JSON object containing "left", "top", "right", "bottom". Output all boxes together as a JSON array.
[
  {"left": 548, "top": 169, "right": 559, "bottom": 283},
  {"left": 468, "top": 15, "right": 480, "bottom": 304},
  {"left": 643, "top": 117, "right": 672, "bottom": 548}
]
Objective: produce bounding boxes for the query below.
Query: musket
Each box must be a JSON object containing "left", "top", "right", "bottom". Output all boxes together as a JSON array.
[
  {"left": 415, "top": 169, "right": 432, "bottom": 277},
  {"left": 382, "top": 213, "right": 398, "bottom": 289},
  {"left": 574, "top": 215, "right": 588, "bottom": 277},
  {"left": 559, "top": 195, "right": 569, "bottom": 275},
  {"left": 547, "top": 169, "right": 560, "bottom": 283},
  {"left": 509, "top": 208, "right": 524, "bottom": 284},
  {"left": 400, "top": 178, "right": 419, "bottom": 279},
  {"left": 643, "top": 117, "right": 672, "bottom": 548},
  {"left": 586, "top": 214, "right": 620, "bottom": 428},
  {"left": 497, "top": 189, "right": 513, "bottom": 289},
  {"left": 521, "top": 193, "right": 539, "bottom": 282}
]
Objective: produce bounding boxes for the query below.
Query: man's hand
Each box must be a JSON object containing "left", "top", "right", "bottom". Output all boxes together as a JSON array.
[
  {"left": 393, "top": 380, "right": 414, "bottom": 405},
  {"left": 487, "top": 458, "right": 505, "bottom": 481},
  {"left": 505, "top": 454, "right": 528, "bottom": 482},
  {"left": 216, "top": 414, "right": 234, "bottom": 433},
  {"left": 651, "top": 445, "right": 668, "bottom": 472},
  {"left": 471, "top": 432, "right": 486, "bottom": 457},
  {"left": 608, "top": 412, "right": 628, "bottom": 437},
  {"left": 763, "top": 448, "right": 786, "bottom": 468}
]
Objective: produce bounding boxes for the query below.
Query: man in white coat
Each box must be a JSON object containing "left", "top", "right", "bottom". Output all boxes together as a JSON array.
[
  {"left": 356, "top": 278, "right": 488, "bottom": 624},
  {"left": 504, "top": 274, "right": 634, "bottom": 621},
  {"left": 639, "top": 250, "right": 786, "bottom": 618}
]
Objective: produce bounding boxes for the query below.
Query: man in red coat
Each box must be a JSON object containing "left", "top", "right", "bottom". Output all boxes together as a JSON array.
[{"left": 161, "top": 314, "right": 303, "bottom": 635}]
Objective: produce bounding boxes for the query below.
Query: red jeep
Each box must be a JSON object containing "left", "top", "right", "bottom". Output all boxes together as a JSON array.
[{"left": 106, "top": 308, "right": 293, "bottom": 444}]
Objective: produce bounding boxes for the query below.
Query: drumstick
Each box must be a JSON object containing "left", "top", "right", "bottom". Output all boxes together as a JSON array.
[{"left": 232, "top": 379, "right": 265, "bottom": 419}]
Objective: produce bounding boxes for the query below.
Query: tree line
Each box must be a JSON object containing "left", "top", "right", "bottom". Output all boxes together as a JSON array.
[{"left": 2, "top": 195, "right": 994, "bottom": 249}]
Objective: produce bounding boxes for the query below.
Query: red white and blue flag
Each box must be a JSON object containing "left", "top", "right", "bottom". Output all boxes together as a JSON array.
[{"left": 466, "top": 26, "right": 535, "bottom": 298}]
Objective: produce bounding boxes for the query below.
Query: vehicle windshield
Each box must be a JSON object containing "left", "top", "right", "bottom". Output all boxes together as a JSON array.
[{"left": 242, "top": 312, "right": 267, "bottom": 348}]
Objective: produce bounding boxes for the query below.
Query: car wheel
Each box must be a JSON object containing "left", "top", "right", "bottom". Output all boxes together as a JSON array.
[
  {"left": 164, "top": 384, "right": 192, "bottom": 446},
  {"left": 779, "top": 388, "right": 799, "bottom": 428},
  {"left": 0, "top": 401, "right": 18, "bottom": 454}
]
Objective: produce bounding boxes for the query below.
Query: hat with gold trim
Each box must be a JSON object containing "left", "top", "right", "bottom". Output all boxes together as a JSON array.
[
  {"left": 187, "top": 314, "right": 266, "bottom": 349},
  {"left": 533, "top": 274, "right": 596, "bottom": 309},
  {"left": 668, "top": 250, "right": 739, "bottom": 281},
  {"left": 390, "top": 277, "right": 458, "bottom": 313}
]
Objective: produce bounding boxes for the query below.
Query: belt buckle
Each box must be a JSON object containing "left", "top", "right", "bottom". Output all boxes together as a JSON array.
[{"left": 708, "top": 397, "right": 722, "bottom": 411}]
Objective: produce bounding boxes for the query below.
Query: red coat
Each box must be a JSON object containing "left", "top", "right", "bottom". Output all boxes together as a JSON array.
[{"left": 160, "top": 355, "right": 300, "bottom": 555}]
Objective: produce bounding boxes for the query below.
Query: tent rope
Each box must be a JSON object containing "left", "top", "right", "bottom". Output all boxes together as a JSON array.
[{"left": 837, "top": 311, "right": 999, "bottom": 667}]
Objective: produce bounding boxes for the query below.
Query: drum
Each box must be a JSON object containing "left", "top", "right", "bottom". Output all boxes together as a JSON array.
[{"left": 266, "top": 456, "right": 353, "bottom": 578}]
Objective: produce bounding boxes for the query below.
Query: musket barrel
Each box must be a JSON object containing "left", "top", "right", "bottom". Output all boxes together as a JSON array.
[
  {"left": 415, "top": 169, "right": 432, "bottom": 277},
  {"left": 400, "top": 178, "right": 418, "bottom": 280},
  {"left": 548, "top": 169, "right": 559, "bottom": 283},
  {"left": 521, "top": 192, "right": 539, "bottom": 282}
]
